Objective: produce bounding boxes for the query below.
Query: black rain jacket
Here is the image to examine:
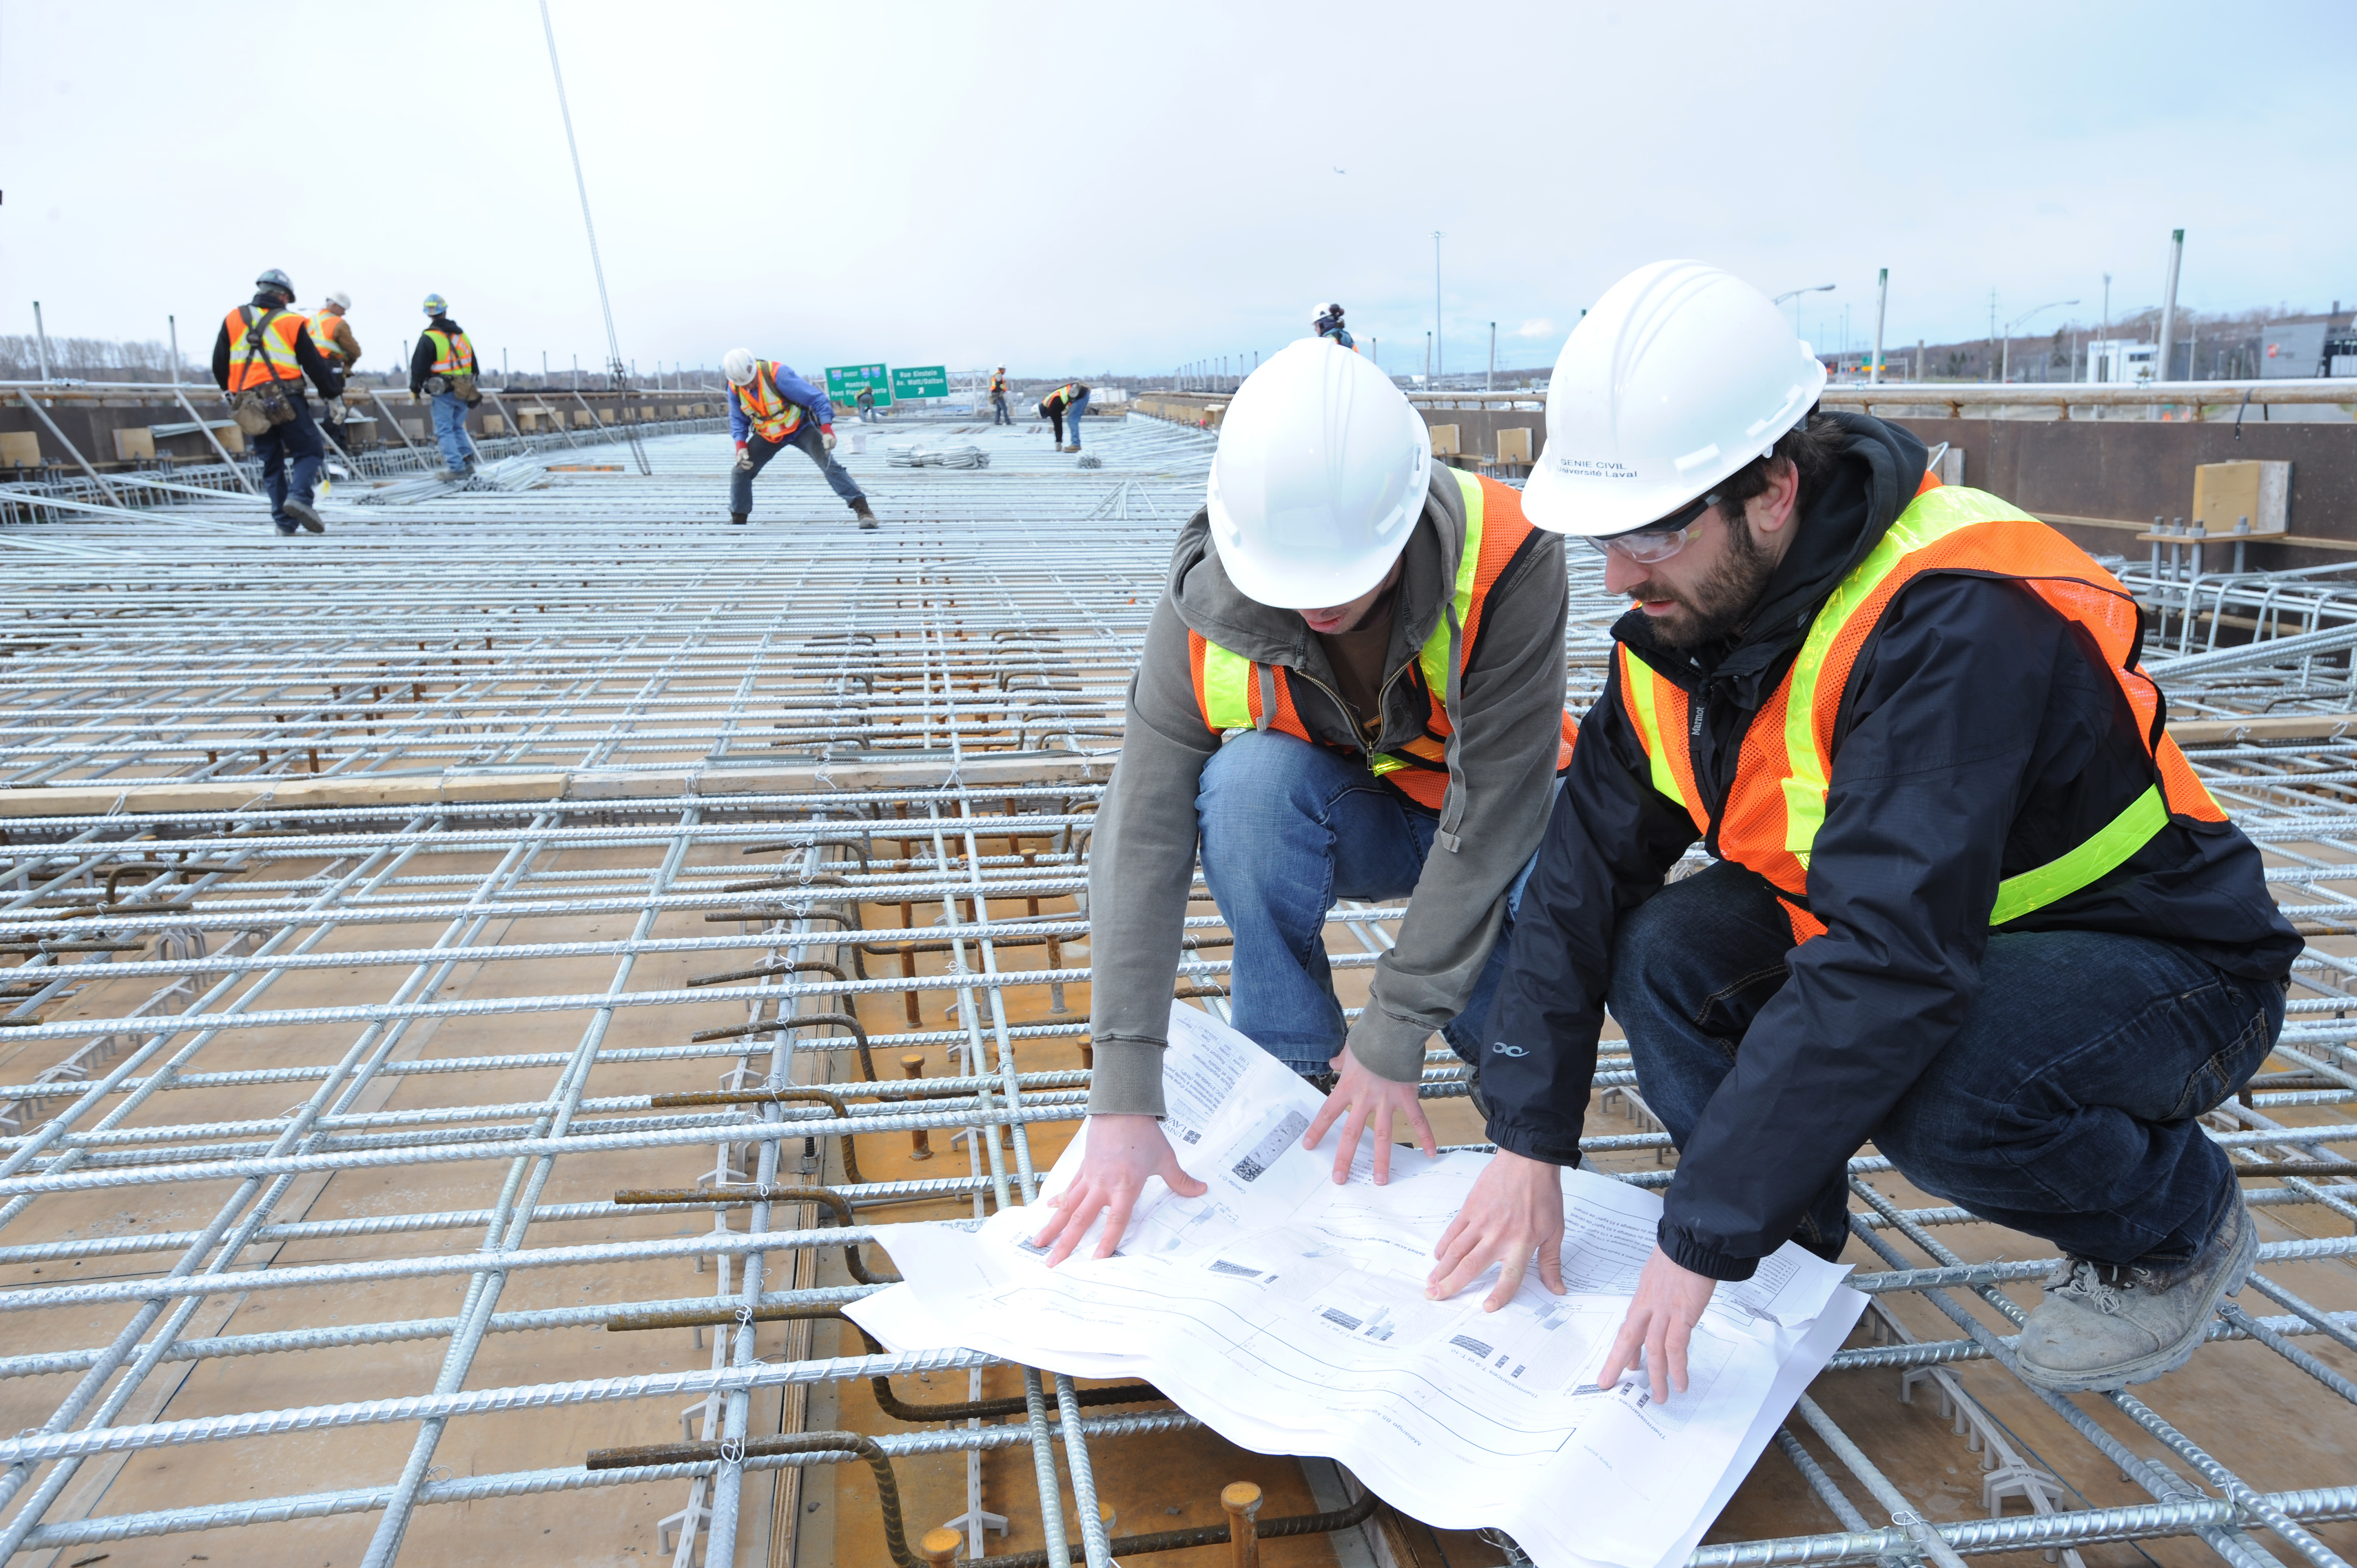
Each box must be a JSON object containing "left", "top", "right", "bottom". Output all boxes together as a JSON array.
[{"left": 1481, "top": 411, "right": 2299, "bottom": 1281}]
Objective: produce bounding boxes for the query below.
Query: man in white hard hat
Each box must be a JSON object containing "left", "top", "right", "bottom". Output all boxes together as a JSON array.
[
  {"left": 1030, "top": 338, "right": 1579, "bottom": 1262},
  {"left": 721, "top": 348, "right": 876, "bottom": 528},
  {"left": 1037, "top": 380, "right": 1090, "bottom": 452},
  {"left": 1427, "top": 260, "right": 2296, "bottom": 1400},
  {"left": 989, "top": 367, "right": 1011, "bottom": 426},
  {"left": 307, "top": 292, "right": 359, "bottom": 450}
]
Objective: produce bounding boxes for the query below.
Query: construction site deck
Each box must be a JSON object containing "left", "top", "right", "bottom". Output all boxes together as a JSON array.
[{"left": 1, "top": 396, "right": 2354, "bottom": 1568}]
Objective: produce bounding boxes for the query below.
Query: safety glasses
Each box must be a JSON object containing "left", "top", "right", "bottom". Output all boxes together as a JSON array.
[{"left": 1586, "top": 492, "right": 1721, "bottom": 564}]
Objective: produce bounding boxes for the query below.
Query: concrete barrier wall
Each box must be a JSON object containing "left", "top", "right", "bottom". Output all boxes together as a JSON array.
[{"left": 1888, "top": 416, "right": 2357, "bottom": 569}]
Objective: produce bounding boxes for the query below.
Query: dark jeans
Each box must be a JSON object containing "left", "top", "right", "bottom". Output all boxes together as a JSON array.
[
  {"left": 991, "top": 392, "right": 1012, "bottom": 425},
  {"left": 1613, "top": 862, "right": 2284, "bottom": 1267},
  {"left": 1196, "top": 729, "right": 1533, "bottom": 1074},
  {"left": 729, "top": 421, "right": 866, "bottom": 517},
  {"left": 253, "top": 393, "right": 323, "bottom": 526}
]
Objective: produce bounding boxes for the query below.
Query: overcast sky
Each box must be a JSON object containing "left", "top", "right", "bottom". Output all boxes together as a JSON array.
[{"left": 4, "top": 1, "right": 2351, "bottom": 382}]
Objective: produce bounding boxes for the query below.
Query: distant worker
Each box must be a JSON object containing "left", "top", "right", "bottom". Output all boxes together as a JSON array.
[
  {"left": 1029, "top": 339, "right": 1578, "bottom": 1265},
  {"left": 1430, "top": 261, "right": 2297, "bottom": 1401},
  {"left": 722, "top": 347, "right": 877, "bottom": 529},
  {"left": 856, "top": 384, "right": 878, "bottom": 424},
  {"left": 1038, "top": 379, "right": 1091, "bottom": 452},
  {"left": 307, "top": 291, "right": 359, "bottom": 449},
  {"left": 210, "top": 267, "right": 337, "bottom": 536},
  {"left": 408, "top": 293, "right": 482, "bottom": 477},
  {"left": 1314, "top": 302, "right": 1356, "bottom": 350},
  {"left": 990, "top": 367, "right": 1012, "bottom": 425}
]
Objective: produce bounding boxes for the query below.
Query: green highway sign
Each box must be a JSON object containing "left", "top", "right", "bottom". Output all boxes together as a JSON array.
[
  {"left": 889, "top": 364, "right": 950, "bottom": 401},
  {"left": 825, "top": 363, "right": 891, "bottom": 407}
]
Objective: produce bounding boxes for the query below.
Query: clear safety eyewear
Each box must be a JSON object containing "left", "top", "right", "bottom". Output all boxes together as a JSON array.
[{"left": 1586, "top": 492, "right": 1722, "bottom": 564}]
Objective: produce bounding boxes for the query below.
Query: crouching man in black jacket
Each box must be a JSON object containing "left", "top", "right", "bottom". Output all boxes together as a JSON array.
[{"left": 1429, "top": 261, "right": 2298, "bottom": 1399}]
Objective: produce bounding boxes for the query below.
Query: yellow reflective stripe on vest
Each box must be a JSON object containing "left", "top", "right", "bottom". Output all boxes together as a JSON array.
[
  {"left": 1780, "top": 486, "right": 2024, "bottom": 866},
  {"left": 1622, "top": 649, "right": 1688, "bottom": 807},
  {"left": 1414, "top": 468, "right": 1485, "bottom": 700},
  {"left": 1200, "top": 643, "right": 1254, "bottom": 730},
  {"left": 1775, "top": 483, "right": 2170, "bottom": 920},
  {"left": 1989, "top": 784, "right": 2165, "bottom": 925}
]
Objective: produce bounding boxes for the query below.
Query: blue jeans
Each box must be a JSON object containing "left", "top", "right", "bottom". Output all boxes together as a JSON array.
[
  {"left": 1066, "top": 390, "right": 1090, "bottom": 448},
  {"left": 730, "top": 421, "right": 866, "bottom": 517},
  {"left": 253, "top": 393, "right": 323, "bottom": 527},
  {"left": 1196, "top": 729, "right": 1533, "bottom": 1074},
  {"left": 430, "top": 391, "right": 477, "bottom": 470},
  {"left": 1612, "top": 862, "right": 2285, "bottom": 1267},
  {"left": 992, "top": 393, "right": 1012, "bottom": 425}
]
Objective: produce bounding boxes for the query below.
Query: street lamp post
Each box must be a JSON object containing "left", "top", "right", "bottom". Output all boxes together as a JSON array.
[
  {"left": 1432, "top": 231, "right": 1444, "bottom": 388},
  {"left": 2000, "top": 300, "right": 2078, "bottom": 383}
]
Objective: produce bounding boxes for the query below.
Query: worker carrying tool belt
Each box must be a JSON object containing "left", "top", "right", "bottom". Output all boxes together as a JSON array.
[
  {"left": 210, "top": 266, "right": 338, "bottom": 536},
  {"left": 1430, "top": 259, "right": 2299, "bottom": 1404},
  {"left": 1029, "top": 338, "right": 1579, "bottom": 1266},
  {"left": 408, "top": 293, "right": 482, "bottom": 477},
  {"left": 722, "top": 348, "right": 876, "bottom": 528}
]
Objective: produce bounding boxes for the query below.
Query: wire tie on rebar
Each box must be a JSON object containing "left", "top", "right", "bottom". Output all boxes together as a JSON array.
[{"left": 719, "top": 1436, "right": 744, "bottom": 1466}]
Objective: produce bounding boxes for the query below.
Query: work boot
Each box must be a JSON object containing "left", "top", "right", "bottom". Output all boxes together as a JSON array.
[
  {"left": 274, "top": 522, "right": 299, "bottom": 537},
  {"left": 851, "top": 497, "right": 877, "bottom": 529},
  {"left": 729, "top": 512, "right": 749, "bottom": 526},
  {"left": 282, "top": 498, "right": 326, "bottom": 534},
  {"left": 2015, "top": 1193, "right": 2255, "bottom": 1393}
]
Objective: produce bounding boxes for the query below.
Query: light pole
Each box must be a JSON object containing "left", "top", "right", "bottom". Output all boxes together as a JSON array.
[
  {"left": 1871, "top": 268, "right": 1888, "bottom": 385},
  {"left": 1432, "top": 231, "right": 1444, "bottom": 387},
  {"left": 1772, "top": 283, "right": 1835, "bottom": 327},
  {"left": 2000, "top": 300, "right": 2077, "bottom": 383}
]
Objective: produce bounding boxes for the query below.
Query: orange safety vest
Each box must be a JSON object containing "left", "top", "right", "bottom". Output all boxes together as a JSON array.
[
  {"left": 1043, "top": 383, "right": 1084, "bottom": 412},
  {"left": 990, "top": 373, "right": 1007, "bottom": 394},
  {"left": 224, "top": 306, "right": 307, "bottom": 391},
  {"left": 1187, "top": 468, "right": 1578, "bottom": 812},
  {"left": 1616, "top": 475, "right": 2223, "bottom": 944},
  {"left": 308, "top": 311, "right": 348, "bottom": 365},
  {"left": 733, "top": 361, "right": 806, "bottom": 442}
]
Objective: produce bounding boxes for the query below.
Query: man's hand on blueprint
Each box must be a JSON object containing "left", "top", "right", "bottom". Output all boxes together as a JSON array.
[
  {"left": 1597, "top": 1248, "right": 1720, "bottom": 1402},
  {"left": 1424, "top": 1148, "right": 1568, "bottom": 1311},
  {"left": 1301, "top": 1046, "right": 1437, "bottom": 1184},
  {"left": 1030, "top": 1115, "right": 1208, "bottom": 1265}
]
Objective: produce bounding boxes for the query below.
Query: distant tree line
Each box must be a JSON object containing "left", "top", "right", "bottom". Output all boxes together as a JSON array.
[{"left": 0, "top": 334, "right": 191, "bottom": 383}]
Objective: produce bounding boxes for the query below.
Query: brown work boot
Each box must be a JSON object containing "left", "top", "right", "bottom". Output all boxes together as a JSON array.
[
  {"left": 851, "top": 497, "right": 877, "bottom": 529},
  {"left": 729, "top": 512, "right": 748, "bottom": 525}
]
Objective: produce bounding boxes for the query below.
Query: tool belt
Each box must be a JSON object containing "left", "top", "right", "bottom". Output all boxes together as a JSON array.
[
  {"left": 424, "top": 373, "right": 482, "bottom": 406},
  {"left": 229, "top": 380, "right": 297, "bottom": 436}
]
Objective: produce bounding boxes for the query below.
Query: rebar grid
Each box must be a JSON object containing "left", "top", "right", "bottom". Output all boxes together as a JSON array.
[{"left": 0, "top": 420, "right": 2352, "bottom": 1568}]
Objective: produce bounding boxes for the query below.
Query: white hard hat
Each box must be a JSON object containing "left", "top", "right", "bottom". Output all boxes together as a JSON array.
[
  {"left": 722, "top": 348, "right": 756, "bottom": 385},
  {"left": 324, "top": 291, "right": 352, "bottom": 312},
  {"left": 1521, "top": 259, "right": 1826, "bottom": 538},
  {"left": 1204, "top": 338, "right": 1430, "bottom": 609}
]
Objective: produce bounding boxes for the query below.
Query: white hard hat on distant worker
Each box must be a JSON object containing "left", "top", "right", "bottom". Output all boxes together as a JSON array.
[
  {"left": 1203, "top": 337, "right": 1429, "bottom": 610},
  {"left": 324, "top": 292, "right": 352, "bottom": 312},
  {"left": 1520, "top": 259, "right": 1826, "bottom": 539},
  {"left": 722, "top": 348, "right": 756, "bottom": 386}
]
